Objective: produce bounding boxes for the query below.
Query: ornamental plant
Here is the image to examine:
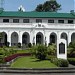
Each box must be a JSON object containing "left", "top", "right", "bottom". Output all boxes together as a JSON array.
[
  {"left": 47, "top": 43, "right": 56, "bottom": 56},
  {"left": 31, "top": 44, "right": 47, "bottom": 60}
]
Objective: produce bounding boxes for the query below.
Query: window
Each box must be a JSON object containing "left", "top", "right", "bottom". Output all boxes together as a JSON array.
[
  {"left": 48, "top": 20, "right": 54, "bottom": 23},
  {"left": 36, "top": 19, "right": 42, "bottom": 23},
  {"left": 23, "top": 19, "right": 29, "bottom": 23},
  {"left": 68, "top": 20, "right": 74, "bottom": 24},
  {"left": 3, "top": 19, "right": 9, "bottom": 23},
  {"left": 58, "top": 20, "right": 64, "bottom": 23},
  {"left": 13, "top": 19, "right": 19, "bottom": 23}
]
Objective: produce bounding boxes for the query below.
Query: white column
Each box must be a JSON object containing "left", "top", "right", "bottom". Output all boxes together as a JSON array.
[
  {"left": 46, "top": 32, "right": 50, "bottom": 46},
  {"left": 32, "top": 34, "right": 36, "bottom": 45},
  {"left": 7, "top": 31, "right": 11, "bottom": 46},
  {"left": 34, "top": 35, "right": 36, "bottom": 45},
  {"left": 68, "top": 32, "right": 71, "bottom": 45},
  {"left": 30, "top": 32, "right": 33, "bottom": 44},
  {"left": 57, "top": 31, "right": 61, "bottom": 41},
  {"left": 46, "top": 35, "right": 49, "bottom": 46},
  {"left": 19, "top": 31, "right": 22, "bottom": 46}
]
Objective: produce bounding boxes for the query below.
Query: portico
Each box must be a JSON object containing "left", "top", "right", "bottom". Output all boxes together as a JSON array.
[
  {"left": 0, "top": 23, "right": 74, "bottom": 47},
  {"left": 0, "top": 11, "right": 74, "bottom": 47}
]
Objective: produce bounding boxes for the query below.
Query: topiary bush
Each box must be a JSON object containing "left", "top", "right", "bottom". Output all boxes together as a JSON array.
[
  {"left": 17, "top": 43, "right": 21, "bottom": 48},
  {"left": 68, "top": 58, "right": 75, "bottom": 65},
  {"left": 51, "top": 58, "right": 69, "bottom": 67},
  {"left": 28, "top": 43, "right": 32, "bottom": 48},
  {"left": 6, "top": 42, "right": 10, "bottom": 47}
]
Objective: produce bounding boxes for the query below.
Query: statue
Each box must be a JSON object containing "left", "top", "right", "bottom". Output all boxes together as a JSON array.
[{"left": 18, "top": 5, "right": 25, "bottom": 12}]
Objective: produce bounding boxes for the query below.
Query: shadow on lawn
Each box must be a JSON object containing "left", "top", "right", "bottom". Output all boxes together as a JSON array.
[
  {"left": 31, "top": 59, "right": 47, "bottom": 62},
  {"left": 30, "top": 57, "right": 47, "bottom": 62}
]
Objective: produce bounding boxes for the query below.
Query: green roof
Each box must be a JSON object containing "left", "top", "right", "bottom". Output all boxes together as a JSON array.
[{"left": 0, "top": 11, "right": 75, "bottom": 18}]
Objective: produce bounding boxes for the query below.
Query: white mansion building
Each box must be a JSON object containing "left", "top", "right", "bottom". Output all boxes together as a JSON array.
[{"left": 0, "top": 10, "right": 75, "bottom": 46}]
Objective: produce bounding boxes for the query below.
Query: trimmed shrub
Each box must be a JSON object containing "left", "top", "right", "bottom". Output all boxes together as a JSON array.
[
  {"left": 33, "top": 43, "right": 35, "bottom": 46},
  {"left": 4, "top": 53, "right": 31, "bottom": 62},
  {"left": 51, "top": 58, "right": 69, "bottom": 67},
  {"left": 28, "top": 43, "right": 32, "bottom": 48},
  {"left": 17, "top": 43, "right": 21, "bottom": 48},
  {"left": 68, "top": 58, "right": 75, "bottom": 65},
  {"left": 48, "top": 43, "right": 52, "bottom": 46},
  {"left": 6, "top": 42, "right": 10, "bottom": 47}
]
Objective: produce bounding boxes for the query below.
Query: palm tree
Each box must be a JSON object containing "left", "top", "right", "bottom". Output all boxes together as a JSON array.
[{"left": 68, "top": 41, "right": 75, "bottom": 57}]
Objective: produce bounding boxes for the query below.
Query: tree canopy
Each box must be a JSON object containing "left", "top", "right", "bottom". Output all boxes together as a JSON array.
[{"left": 35, "top": 0, "right": 61, "bottom": 12}]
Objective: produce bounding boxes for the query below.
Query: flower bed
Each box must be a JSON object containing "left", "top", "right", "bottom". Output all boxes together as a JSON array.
[{"left": 4, "top": 53, "right": 31, "bottom": 62}]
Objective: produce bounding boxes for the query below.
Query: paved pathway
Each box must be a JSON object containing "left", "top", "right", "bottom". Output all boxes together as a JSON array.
[
  {"left": 69, "top": 64, "right": 75, "bottom": 68},
  {"left": 0, "top": 73, "right": 75, "bottom": 75}
]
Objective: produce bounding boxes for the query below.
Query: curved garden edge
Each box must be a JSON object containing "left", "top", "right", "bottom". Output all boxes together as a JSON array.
[{"left": 4, "top": 53, "right": 31, "bottom": 64}]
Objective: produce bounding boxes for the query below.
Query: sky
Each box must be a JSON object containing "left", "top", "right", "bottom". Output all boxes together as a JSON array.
[{"left": 0, "top": 0, "right": 74, "bottom": 13}]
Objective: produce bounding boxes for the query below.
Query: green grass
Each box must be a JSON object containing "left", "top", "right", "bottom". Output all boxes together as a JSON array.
[
  {"left": 11, "top": 56, "right": 57, "bottom": 68},
  {"left": 16, "top": 49, "right": 31, "bottom": 53}
]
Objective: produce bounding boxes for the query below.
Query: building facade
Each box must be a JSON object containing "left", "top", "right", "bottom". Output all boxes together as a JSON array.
[{"left": 0, "top": 11, "right": 75, "bottom": 46}]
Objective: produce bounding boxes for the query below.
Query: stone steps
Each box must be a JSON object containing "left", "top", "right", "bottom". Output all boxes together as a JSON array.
[{"left": 0, "top": 67, "right": 75, "bottom": 74}]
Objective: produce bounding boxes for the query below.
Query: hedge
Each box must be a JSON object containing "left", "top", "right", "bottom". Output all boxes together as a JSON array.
[
  {"left": 4, "top": 53, "right": 31, "bottom": 62},
  {"left": 51, "top": 58, "right": 69, "bottom": 67},
  {"left": 68, "top": 58, "right": 75, "bottom": 65}
]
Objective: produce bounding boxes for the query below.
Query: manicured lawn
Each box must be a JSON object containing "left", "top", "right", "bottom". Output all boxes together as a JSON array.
[
  {"left": 16, "top": 49, "right": 31, "bottom": 53},
  {"left": 11, "top": 56, "right": 57, "bottom": 68}
]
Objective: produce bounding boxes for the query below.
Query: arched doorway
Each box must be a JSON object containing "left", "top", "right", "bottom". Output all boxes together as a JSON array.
[
  {"left": 22, "top": 32, "right": 30, "bottom": 45},
  {"left": 61, "top": 32, "right": 68, "bottom": 44},
  {"left": 11, "top": 32, "right": 18, "bottom": 46},
  {"left": 36, "top": 32, "right": 43, "bottom": 44},
  {"left": 50, "top": 32, "right": 57, "bottom": 44},
  {"left": 71, "top": 33, "right": 75, "bottom": 42},
  {"left": 1, "top": 32, "right": 7, "bottom": 46}
]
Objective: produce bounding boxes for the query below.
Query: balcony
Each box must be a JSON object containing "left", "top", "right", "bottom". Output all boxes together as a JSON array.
[
  {"left": 0, "top": 23, "right": 32, "bottom": 28},
  {"left": 0, "top": 23, "right": 74, "bottom": 30},
  {"left": 47, "top": 23, "right": 75, "bottom": 30}
]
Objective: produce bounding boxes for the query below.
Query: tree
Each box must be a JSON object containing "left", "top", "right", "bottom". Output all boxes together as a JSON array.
[
  {"left": 35, "top": 0, "right": 61, "bottom": 12},
  {"left": 68, "top": 41, "right": 75, "bottom": 57}
]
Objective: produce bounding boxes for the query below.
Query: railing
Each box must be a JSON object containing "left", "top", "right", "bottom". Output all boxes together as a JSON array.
[
  {"left": 0, "top": 23, "right": 33, "bottom": 28},
  {"left": 47, "top": 23, "right": 75, "bottom": 29},
  {"left": 0, "top": 23, "right": 74, "bottom": 29}
]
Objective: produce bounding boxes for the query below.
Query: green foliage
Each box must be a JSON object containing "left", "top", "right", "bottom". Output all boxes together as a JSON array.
[
  {"left": 31, "top": 44, "right": 47, "bottom": 60},
  {"left": 6, "top": 42, "right": 10, "bottom": 47},
  {"left": 51, "top": 58, "right": 69, "bottom": 67},
  {"left": 17, "top": 43, "right": 21, "bottom": 48},
  {"left": 31, "top": 44, "right": 57, "bottom": 60},
  {"left": 35, "top": 0, "right": 61, "bottom": 12},
  {"left": 68, "top": 41, "right": 75, "bottom": 57},
  {"left": 11, "top": 56, "right": 57, "bottom": 68},
  {"left": 68, "top": 58, "right": 75, "bottom": 65},
  {"left": 30, "top": 45, "right": 38, "bottom": 56},
  {"left": 0, "top": 56, "right": 5, "bottom": 63},
  {"left": 0, "top": 32, "right": 3, "bottom": 39},
  {"left": 36, "top": 45, "right": 47, "bottom": 60},
  {"left": 47, "top": 43, "right": 56, "bottom": 56},
  {"left": 28, "top": 43, "right": 32, "bottom": 48},
  {"left": 0, "top": 47, "right": 17, "bottom": 57}
]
